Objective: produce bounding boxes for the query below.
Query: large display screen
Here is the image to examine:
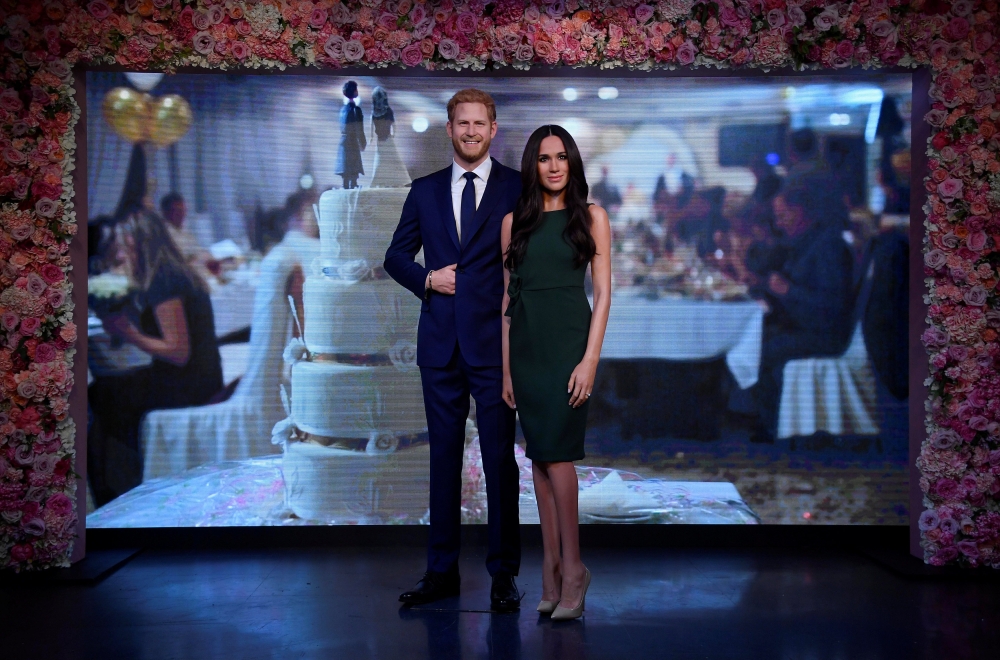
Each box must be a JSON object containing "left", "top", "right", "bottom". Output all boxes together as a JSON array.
[{"left": 84, "top": 71, "right": 912, "bottom": 527}]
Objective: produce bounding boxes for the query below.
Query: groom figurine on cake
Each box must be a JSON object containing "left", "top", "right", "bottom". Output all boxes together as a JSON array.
[{"left": 385, "top": 89, "right": 522, "bottom": 611}]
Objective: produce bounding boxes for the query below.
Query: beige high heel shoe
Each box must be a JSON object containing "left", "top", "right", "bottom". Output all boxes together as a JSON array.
[
  {"left": 536, "top": 599, "right": 558, "bottom": 614},
  {"left": 550, "top": 568, "right": 590, "bottom": 621}
]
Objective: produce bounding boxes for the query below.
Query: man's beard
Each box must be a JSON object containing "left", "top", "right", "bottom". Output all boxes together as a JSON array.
[{"left": 453, "top": 134, "right": 490, "bottom": 165}]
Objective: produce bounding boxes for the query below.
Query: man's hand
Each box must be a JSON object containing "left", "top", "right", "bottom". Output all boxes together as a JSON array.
[
  {"left": 768, "top": 272, "right": 790, "bottom": 296},
  {"left": 429, "top": 264, "right": 458, "bottom": 295}
]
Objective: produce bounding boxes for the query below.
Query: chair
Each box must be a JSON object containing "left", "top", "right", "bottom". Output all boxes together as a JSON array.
[
  {"left": 776, "top": 237, "right": 882, "bottom": 441},
  {"left": 776, "top": 323, "right": 879, "bottom": 439},
  {"left": 140, "top": 231, "right": 320, "bottom": 480}
]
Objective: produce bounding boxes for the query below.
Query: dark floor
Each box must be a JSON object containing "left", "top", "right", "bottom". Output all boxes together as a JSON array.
[{"left": 3, "top": 544, "right": 998, "bottom": 660}]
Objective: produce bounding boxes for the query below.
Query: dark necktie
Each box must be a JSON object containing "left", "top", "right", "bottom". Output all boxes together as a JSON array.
[{"left": 460, "top": 171, "right": 477, "bottom": 246}]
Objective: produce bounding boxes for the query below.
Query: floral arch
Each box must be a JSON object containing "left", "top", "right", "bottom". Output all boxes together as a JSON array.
[{"left": 0, "top": 0, "right": 997, "bottom": 571}]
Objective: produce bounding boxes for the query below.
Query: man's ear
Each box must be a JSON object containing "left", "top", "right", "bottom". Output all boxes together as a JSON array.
[{"left": 446, "top": 121, "right": 453, "bottom": 138}]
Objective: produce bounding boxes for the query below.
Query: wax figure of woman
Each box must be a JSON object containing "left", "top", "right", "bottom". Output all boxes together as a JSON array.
[
  {"left": 90, "top": 210, "right": 223, "bottom": 500},
  {"left": 501, "top": 125, "right": 612, "bottom": 620},
  {"left": 336, "top": 80, "right": 367, "bottom": 189}
]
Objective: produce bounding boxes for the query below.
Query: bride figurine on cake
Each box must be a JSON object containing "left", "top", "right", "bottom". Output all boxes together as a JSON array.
[{"left": 369, "top": 87, "right": 411, "bottom": 189}]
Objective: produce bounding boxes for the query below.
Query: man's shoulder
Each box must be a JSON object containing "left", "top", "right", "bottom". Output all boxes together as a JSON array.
[{"left": 410, "top": 166, "right": 450, "bottom": 191}]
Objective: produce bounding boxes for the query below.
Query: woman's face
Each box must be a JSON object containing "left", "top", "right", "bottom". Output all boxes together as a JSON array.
[
  {"left": 537, "top": 135, "right": 570, "bottom": 195},
  {"left": 113, "top": 226, "right": 138, "bottom": 278}
]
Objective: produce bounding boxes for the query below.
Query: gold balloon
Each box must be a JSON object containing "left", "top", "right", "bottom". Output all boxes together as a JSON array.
[
  {"left": 102, "top": 87, "right": 150, "bottom": 143},
  {"left": 148, "top": 95, "right": 192, "bottom": 148}
]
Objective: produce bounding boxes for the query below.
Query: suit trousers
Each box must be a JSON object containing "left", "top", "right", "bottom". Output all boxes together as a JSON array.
[{"left": 419, "top": 345, "right": 520, "bottom": 576}]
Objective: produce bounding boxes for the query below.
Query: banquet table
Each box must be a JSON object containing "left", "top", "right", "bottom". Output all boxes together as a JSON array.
[
  {"left": 208, "top": 268, "right": 259, "bottom": 339},
  {"left": 601, "top": 288, "right": 764, "bottom": 389}
]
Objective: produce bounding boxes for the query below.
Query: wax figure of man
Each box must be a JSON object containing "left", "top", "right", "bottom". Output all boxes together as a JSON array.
[{"left": 384, "top": 89, "right": 522, "bottom": 611}]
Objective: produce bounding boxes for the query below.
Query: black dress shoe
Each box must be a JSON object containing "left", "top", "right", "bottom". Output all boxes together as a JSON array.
[
  {"left": 399, "top": 571, "right": 460, "bottom": 606},
  {"left": 490, "top": 572, "right": 521, "bottom": 612}
]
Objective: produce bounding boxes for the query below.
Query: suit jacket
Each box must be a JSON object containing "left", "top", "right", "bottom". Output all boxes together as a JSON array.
[{"left": 384, "top": 159, "right": 521, "bottom": 368}]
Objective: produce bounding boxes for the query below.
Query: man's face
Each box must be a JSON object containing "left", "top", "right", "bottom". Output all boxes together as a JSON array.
[
  {"left": 447, "top": 102, "right": 496, "bottom": 167},
  {"left": 165, "top": 201, "right": 186, "bottom": 229}
]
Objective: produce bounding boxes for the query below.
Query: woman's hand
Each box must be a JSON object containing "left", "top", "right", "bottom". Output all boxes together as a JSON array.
[
  {"left": 101, "top": 313, "right": 138, "bottom": 341},
  {"left": 502, "top": 369, "right": 516, "bottom": 409},
  {"left": 567, "top": 358, "right": 597, "bottom": 408}
]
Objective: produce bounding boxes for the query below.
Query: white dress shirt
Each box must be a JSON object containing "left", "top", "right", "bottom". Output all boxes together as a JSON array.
[{"left": 451, "top": 156, "right": 492, "bottom": 241}]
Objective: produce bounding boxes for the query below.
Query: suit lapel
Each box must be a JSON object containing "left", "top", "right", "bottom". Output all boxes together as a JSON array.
[
  {"left": 435, "top": 169, "right": 460, "bottom": 252},
  {"left": 462, "top": 160, "right": 506, "bottom": 248}
]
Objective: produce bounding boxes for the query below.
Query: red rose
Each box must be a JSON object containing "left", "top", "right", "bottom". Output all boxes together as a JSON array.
[
  {"left": 54, "top": 459, "right": 71, "bottom": 477},
  {"left": 932, "top": 131, "right": 951, "bottom": 151},
  {"left": 10, "top": 543, "right": 34, "bottom": 562}
]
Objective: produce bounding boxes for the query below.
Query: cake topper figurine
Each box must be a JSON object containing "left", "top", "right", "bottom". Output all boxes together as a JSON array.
[{"left": 336, "top": 80, "right": 366, "bottom": 190}]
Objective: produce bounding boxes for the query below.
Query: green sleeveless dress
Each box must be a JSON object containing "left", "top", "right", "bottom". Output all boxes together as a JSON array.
[{"left": 507, "top": 209, "right": 592, "bottom": 463}]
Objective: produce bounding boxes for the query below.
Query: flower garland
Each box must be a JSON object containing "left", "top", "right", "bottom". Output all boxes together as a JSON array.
[{"left": 0, "top": 0, "right": 997, "bottom": 571}]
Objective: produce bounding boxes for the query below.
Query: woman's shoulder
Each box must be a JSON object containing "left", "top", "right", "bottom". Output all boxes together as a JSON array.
[{"left": 587, "top": 204, "right": 609, "bottom": 223}]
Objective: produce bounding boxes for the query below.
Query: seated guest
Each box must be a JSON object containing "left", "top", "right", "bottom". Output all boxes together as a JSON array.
[
  {"left": 676, "top": 187, "right": 730, "bottom": 259},
  {"left": 750, "top": 174, "right": 854, "bottom": 444},
  {"left": 88, "top": 210, "right": 223, "bottom": 503},
  {"left": 160, "top": 192, "right": 219, "bottom": 277}
]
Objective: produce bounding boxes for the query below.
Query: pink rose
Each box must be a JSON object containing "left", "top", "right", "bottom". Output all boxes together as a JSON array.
[
  {"left": 10, "top": 543, "right": 34, "bottom": 562},
  {"left": 409, "top": 5, "right": 427, "bottom": 26},
  {"left": 766, "top": 9, "right": 785, "bottom": 28},
  {"left": 40, "top": 263, "right": 65, "bottom": 285},
  {"left": 937, "top": 178, "right": 963, "bottom": 200},
  {"left": 438, "top": 38, "right": 460, "bottom": 60},
  {"left": 35, "top": 342, "right": 57, "bottom": 363},
  {"left": 933, "top": 478, "right": 961, "bottom": 500},
  {"left": 343, "top": 40, "right": 365, "bottom": 62},
  {"left": 967, "top": 231, "right": 988, "bottom": 252},
  {"left": 26, "top": 273, "right": 47, "bottom": 297},
  {"left": 676, "top": 40, "right": 697, "bottom": 65},
  {"left": 47, "top": 288, "right": 65, "bottom": 309},
  {"left": 634, "top": 4, "right": 655, "bottom": 24},
  {"left": 23, "top": 517, "right": 45, "bottom": 536},
  {"left": 515, "top": 43, "right": 534, "bottom": 61},
  {"left": 870, "top": 20, "right": 896, "bottom": 39},
  {"left": 45, "top": 493, "right": 74, "bottom": 517},
  {"left": 964, "top": 285, "right": 988, "bottom": 306},
  {"left": 324, "top": 35, "right": 346, "bottom": 60},
  {"left": 956, "top": 540, "right": 980, "bottom": 559},
  {"left": 835, "top": 40, "right": 854, "bottom": 59},
  {"left": 378, "top": 12, "right": 398, "bottom": 31},
  {"left": 975, "top": 91, "right": 996, "bottom": 108},
  {"left": 235, "top": 20, "right": 252, "bottom": 37},
  {"left": 919, "top": 509, "right": 941, "bottom": 531},
  {"left": 924, "top": 249, "right": 947, "bottom": 270},
  {"left": 20, "top": 317, "right": 41, "bottom": 335},
  {"left": 813, "top": 9, "right": 838, "bottom": 32},
  {"left": 16, "top": 379, "right": 37, "bottom": 399},
  {"left": 973, "top": 32, "right": 995, "bottom": 54},
  {"left": 3, "top": 147, "right": 27, "bottom": 167},
  {"left": 969, "top": 416, "right": 990, "bottom": 431},
  {"left": 456, "top": 11, "right": 477, "bottom": 34},
  {"left": 400, "top": 42, "right": 424, "bottom": 66},
  {"left": 942, "top": 17, "right": 970, "bottom": 42},
  {"left": 87, "top": 0, "right": 112, "bottom": 20},
  {"left": 310, "top": 8, "right": 329, "bottom": 30},
  {"left": 1, "top": 311, "right": 19, "bottom": 331},
  {"left": 232, "top": 42, "right": 250, "bottom": 60},
  {"left": 193, "top": 32, "right": 215, "bottom": 55},
  {"left": 787, "top": 5, "right": 806, "bottom": 27},
  {"left": 192, "top": 10, "right": 212, "bottom": 31},
  {"left": 207, "top": 5, "right": 225, "bottom": 25}
]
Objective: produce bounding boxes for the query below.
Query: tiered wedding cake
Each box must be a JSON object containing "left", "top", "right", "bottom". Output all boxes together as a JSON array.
[{"left": 273, "top": 153, "right": 430, "bottom": 523}]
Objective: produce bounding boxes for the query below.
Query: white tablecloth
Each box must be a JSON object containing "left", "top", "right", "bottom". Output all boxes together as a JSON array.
[
  {"left": 210, "top": 278, "right": 258, "bottom": 338},
  {"left": 601, "top": 290, "right": 764, "bottom": 389}
]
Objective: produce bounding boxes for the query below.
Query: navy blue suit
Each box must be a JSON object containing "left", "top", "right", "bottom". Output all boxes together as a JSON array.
[{"left": 384, "top": 159, "right": 521, "bottom": 576}]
